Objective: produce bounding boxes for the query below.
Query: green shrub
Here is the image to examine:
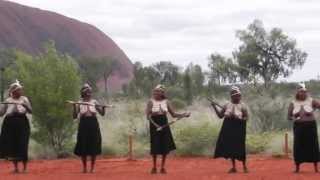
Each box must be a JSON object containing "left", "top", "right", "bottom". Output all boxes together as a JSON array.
[
  {"left": 174, "top": 122, "right": 219, "bottom": 156},
  {"left": 246, "top": 132, "right": 273, "bottom": 154},
  {"left": 171, "top": 98, "right": 187, "bottom": 110},
  {"left": 247, "top": 96, "right": 290, "bottom": 133},
  {"left": 6, "top": 42, "right": 80, "bottom": 157},
  {"left": 265, "top": 132, "right": 292, "bottom": 157}
]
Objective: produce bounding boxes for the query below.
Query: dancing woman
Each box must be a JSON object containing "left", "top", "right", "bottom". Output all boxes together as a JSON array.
[
  {"left": 211, "top": 86, "right": 249, "bottom": 173},
  {"left": 72, "top": 84, "right": 106, "bottom": 173},
  {"left": 0, "top": 80, "right": 32, "bottom": 173},
  {"left": 288, "top": 83, "right": 320, "bottom": 173},
  {"left": 145, "top": 84, "right": 190, "bottom": 174}
]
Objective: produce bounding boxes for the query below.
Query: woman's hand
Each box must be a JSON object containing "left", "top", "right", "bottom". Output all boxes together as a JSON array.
[{"left": 183, "top": 112, "right": 191, "bottom": 118}]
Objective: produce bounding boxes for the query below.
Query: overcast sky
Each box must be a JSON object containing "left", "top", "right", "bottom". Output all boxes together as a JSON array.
[{"left": 7, "top": 0, "right": 320, "bottom": 81}]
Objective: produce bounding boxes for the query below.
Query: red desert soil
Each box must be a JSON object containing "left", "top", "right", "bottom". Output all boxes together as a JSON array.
[{"left": 1, "top": 156, "right": 319, "bottom": 180}]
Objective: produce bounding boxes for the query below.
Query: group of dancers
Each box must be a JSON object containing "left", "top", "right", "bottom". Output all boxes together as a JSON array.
[{"left": 0, "top": 80, "right": 319, "bottom": 174}]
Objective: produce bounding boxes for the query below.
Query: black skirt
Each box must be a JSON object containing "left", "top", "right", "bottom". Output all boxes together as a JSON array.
[
  {"left": 74, "top": 116, "right": 102, "bottom": 156},
  {"left": 150, "top": 114, "right": 176, "bottom": 155},
  {"left": 0, "top": 113, "right": 30, "bottom": 161},
  {"left": 214, "top": 117, "right": 247, "bottom": 161},
  {"left": 293, "top": 121, "right": 320, "bottom": 164}
]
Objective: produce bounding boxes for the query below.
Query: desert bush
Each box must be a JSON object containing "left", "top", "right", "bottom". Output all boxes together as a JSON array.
[
  {"left": 171, "top": 98, "right": 187, "bottom": 110},
  {"left": 174, "top": 122, "right": 220, "bottom": 156},
  {"left": 6, "top": 41, "right": 80, "bottom": 157},
  {"left": 265, "top": 132, "right": 292, "bottom": 157},
  {"left": 246, "top": 132, "right": 273, "bottom": 154},
  {"left": 247, "top": 96, "right": 290, "bottom": 133}
]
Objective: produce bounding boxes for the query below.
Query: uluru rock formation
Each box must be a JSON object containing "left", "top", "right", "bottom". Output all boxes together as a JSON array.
[{"left": 0, "top": 0, "right": 133, "bottom": 91}]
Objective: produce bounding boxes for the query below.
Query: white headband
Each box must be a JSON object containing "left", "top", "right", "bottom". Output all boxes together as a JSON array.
[
  {"left": 81, "top": 83, "right": 92, "bottom": 93},
  {"left": 231, "top": 86, "right": 241, "bottom": 96},
  {"left": 154, "top": 84, "right": 165, "bottom": 92},
  {"left": 9, "top": 79, "right": 23, "bottom": 94},
  {"left": 297, "top": 83, "right": 307, "bottom": 91}
]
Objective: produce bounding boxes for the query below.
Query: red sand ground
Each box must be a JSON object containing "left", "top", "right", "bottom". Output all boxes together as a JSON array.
[{"left": 1, "top": 156, "right": 319, "bottom": 180}]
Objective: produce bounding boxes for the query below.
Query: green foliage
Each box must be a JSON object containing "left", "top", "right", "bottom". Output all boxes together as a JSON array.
[
  {"left": 126, "top": 62, "right": 161, "bottom": 98},
  {"left": 246, "top": 132, "right": 273, "bottom": 154},
  {"left": 76, "top": 57, "right": 109, "bottom": 91},
  {"left": 247, "top": 95, "right": 290, "bottom": 133},
  {"left": 6, "top": 41, "right": 81, "bottom": 157},
  {"left": 170, "top": 98, "right": 187, "bottom": 110},
  {"left": 234, "top": 19, "right": 307, "bottom": 87},
  {"left": 76, "top": 56, "right": 119, "bottom": 101},
  {"left": 153, "top": 61, "right": 181, "bottom": 86},
  {"left": 208, "top": 53, "right": 238, "bottom": 85},
  {"left": 174, "top": 122, "right": 219, "bottom": 156},
  {"left": 183, "top": 68, "right": 193, "bottom": 105}
]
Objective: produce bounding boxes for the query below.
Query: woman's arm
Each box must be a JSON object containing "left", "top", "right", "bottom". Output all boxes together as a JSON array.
[
  {"left": 95, "top": 100, "right": 106, "bottom": 116},
  {"left": 287, "top": 102, "right": 294, "bottom": 121},
  {"left": 72, "top": 103, "right": 79, "bottom": 119},
  {"left": 22, "top": 97, "right": 32, "bottom": 114},
  {"left": 0, "top": 104, "right": 8, "bottom": 117},
  {"left": 312, "top": 99, "right": 320, "bottom": 110},
  {"left": 167, "top": 101, "right": 190, "bottom": 118},
  {"left": 145, "top": 100, "right": 153, "bottom": 121},
  {"left": 211, "top": 103, "right": 225, "bottom": 119},
  {"left": 241, "top": 105, "right": 249, "bottom": 121}
]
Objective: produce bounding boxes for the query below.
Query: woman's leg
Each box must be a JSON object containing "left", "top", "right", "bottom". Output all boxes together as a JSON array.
[
  {"left": 81, "top": 156, "right": 87, "bottom": 173},
  {"left": 228, "top": 159, "right": 237, "bottom": 173},
  {"left": 242, "top": 159, "right": 248, "bottom": 173},
  {"left": 294, "top": 162, "right": 300, "bottom": 173},
  {"left": 90, "top": 155, "right": 96, "bottom": 173},
  {"left": 22, "top": 160, "right": 28, "bottom": 173},
  {"left": 151, "top": 155, "right": 157, "bottom": 174},
  {"left": 12, "top": 160, "right": 19, "bottom": 173},
  {"left": 160, "top": 154, "right": 167, "bottom": 174},
  {"left": 314, "top": 162, "right": 318, "bottom": 173}
]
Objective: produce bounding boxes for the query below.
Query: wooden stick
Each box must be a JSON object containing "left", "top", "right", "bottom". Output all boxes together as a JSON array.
[
  {"left": 149, "top": 118, "right": 161, "bottom": 128},
  {"left": 128, "top": 135, "right": 133, "bottom": 161},
  {"left": 0, "top": 102, "right": 21, "bottom": 105},
  {"left": 66, "top": 100, "right": 114, "bottom": 108},
  {"left": 284, "top": 132, "right": 289, "bottom": 158},
  {"left": 156, "top": 113, "right": 191, "bottom": 131},
  {"left": 207, "top": 97, "right": 224, "bottom": 109}
]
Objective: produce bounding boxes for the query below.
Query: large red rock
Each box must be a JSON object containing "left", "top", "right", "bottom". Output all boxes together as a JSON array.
[{"left": 0, "top": 0, "right": 133, "bottom": 91}]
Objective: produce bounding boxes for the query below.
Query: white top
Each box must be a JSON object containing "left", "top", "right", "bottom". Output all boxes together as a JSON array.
[
  {"left": 292, "top": 98, "right": 314, "bottom": 114},
  {"left": 224, "top": 102, "right": 246, "bottom": 119},
  {"left": 151, "top": 99, "right": 168, "bottom": 113},
  {"left": 78, "top": 99, "right": 98, "bottom": 115},
  {"left": 0, "top": 96, "right": 31, "bottom": 115}
]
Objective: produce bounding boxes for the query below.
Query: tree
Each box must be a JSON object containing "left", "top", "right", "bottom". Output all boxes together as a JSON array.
[
  {"left": 208, "top": 53, "right": 238, "bottom": 85},
  {"left": 102, "top": 58, "right": 119, "bottom": 101},
  {"left": 6, "top": 41, "right": 81, "bottom": 157},
  {"left": 76, "top": 56, "right": 119, "bottom": 101},
  {"left": 234, "top": 19, "right": 307, "bottom": 88},
  {"left": 126, "top": 62, "right": 161, "bottom": 98},
  {"left": 0, "top": 49, "right": 17, "bottom": 100},
  {"left": 187, "top": 63, "right": 205, "bottom": 96},
  {"left": 152, "top": 61, "right": 180, "bottom": 86},
  {"left": 76, "top": 57, "right": 108, "bottom": 91},
  {"left": 183, "top": 68, "right": 193, "bottom": 105}
]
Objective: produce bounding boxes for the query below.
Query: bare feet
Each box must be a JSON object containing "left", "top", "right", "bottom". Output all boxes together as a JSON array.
[
  {"left": 228, "top": 168, "right": 237, "bottom": 174},
  {"left": 82, "top": 168, "right": 87, "bottom": 174},
  {"left": 151, "top": 167, "right": 157, "bottom": 174},
  {"left": 90, "top": 168, "right": 95, "bottom": 173},
  {"left": 160, "top": 168, "right": 167, "bottom": 174},
  {"left": 243, "top": 167, "right": 249, "bottom": 173},
  {"left": 11, "top": 169, "right": 19, "bottom": 174}
]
